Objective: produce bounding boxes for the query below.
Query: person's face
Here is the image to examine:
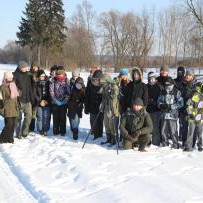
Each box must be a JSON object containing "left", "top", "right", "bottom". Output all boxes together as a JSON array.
[
  {"left": 120, "top": 75, "right": 128, "bottom": 81},
  {"left": 133, "top": 104, "right": 143, "bottom": 111},
  {"left": 160, "top": 70, "right": 169, "bottom": 77},
  {"left": 149, "top": 77, "right": 156, "bottom": 84},
  {"left": 185, "top": 75, "right": 194, "bottom": 82},
  {"left": 133, "top": 72, "right": 140, "bottom": 81},
  {"left": 73, "top": 76, "right": 78, "bottom": 81},
  {"left": 20, "top": 67, "right": 28, "bottom": 72},
  {"left": 33, "top": 66, "right": 39, "bottom": 72},
  {"left": 39, "top": 74, "right": 46, "bottom": 81},
  {"left": 6, "top": 77, "right": 13, "bottom": 82},
  {"left": 177, "top": 70, "right": 184, "bottom": 77}
]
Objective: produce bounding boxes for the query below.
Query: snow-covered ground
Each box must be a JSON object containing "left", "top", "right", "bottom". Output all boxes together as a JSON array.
[{"left": 0, "top": 64, "right": 203, "bottom": 203}]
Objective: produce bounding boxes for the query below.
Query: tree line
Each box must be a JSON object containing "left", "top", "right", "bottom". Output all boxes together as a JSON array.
[{"left": 1, "top": 0, "right": 203, "bottom": 71}]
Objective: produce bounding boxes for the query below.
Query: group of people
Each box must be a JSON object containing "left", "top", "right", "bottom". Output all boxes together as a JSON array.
[{"left": 0, "top": 61, "right": 202, "bottom": 153}]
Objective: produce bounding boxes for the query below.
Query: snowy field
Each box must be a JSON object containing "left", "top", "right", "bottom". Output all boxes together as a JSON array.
[{"left": 0, "top": 64, "right": 203, "bottom": 203}]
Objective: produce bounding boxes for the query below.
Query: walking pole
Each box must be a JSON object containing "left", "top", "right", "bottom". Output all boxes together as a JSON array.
[{"left": 82, "top": 111, "right": 101, "bottom": 149}]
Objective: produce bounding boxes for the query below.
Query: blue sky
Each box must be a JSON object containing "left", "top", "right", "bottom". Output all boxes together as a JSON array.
[{"left": 0, "top": 0, "right": 173, "bottom": 48}]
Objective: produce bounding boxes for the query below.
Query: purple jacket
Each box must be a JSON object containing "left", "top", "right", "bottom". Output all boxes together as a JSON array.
[{"left": 49, "top": 77, "right": 71, "bottom": 105}]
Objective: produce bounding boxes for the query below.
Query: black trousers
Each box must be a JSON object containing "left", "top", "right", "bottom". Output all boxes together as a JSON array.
[
  {"left": 0, "top": 117, "right": 16, "bottom": 143},
  {"left": 52, "top": 104, "right": 67, "bottom": 135},
  {"left": 90, "top": 113, "right": 103, "bottom": 139}
]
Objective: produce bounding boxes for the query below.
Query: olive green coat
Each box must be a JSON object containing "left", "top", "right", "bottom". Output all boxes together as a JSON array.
[
  {"left": 0, "top": 85, "right": 19, "bottom": 117},
  {"left": 120, "top": 108, "right": 153, "bottom": 138}
]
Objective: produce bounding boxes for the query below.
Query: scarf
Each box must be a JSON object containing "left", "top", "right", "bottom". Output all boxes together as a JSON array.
[{"left": 3, "top": 80, "right": 19, "bottom": 99}]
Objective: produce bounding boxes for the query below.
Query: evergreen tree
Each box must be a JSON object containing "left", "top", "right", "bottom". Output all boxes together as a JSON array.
[{"left": 16, "top": 0, "right": 66, "bottom": 65}]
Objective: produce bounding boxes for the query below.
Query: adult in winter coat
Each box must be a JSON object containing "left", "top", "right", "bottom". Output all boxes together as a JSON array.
[
  {"left": 0, "top": 72, "right": 19, "bottom": 143},
  {"left": 174, "top": 66, "right": 185, "bottom": 90},
  {"left": 68, "top": 77, "right": 85, "bottom": 140},
  {"left": 120, "top": 98, "right": 153, "bottom": 152},
  {"left": 116, "top": 68, "right": 130, "bottom": 115},
  {"left": 157, "top": 77, "right": 183, "bottom": 149},
  {"left": 29, "top": 61, "right": 40, "bottom": 132},
  {"left": 124, "top": 67, "right": 148, "bottom": 112},
  {"left": 147, "top": 72, "right": 161, "bottom": 146},
  {"left": 183, "top": 83, "right": 203, "bottom": 152},
  {"left": 35, "top": 70, "right": 51, "bottom": 136},
  {"left": 179, "top": 69, "right": 197, "bottom": 146},
  {"left": 49, "top": 66, "right": 70, "bottom": 136},
  {"left": 99, "top": 73, "right": 120, "bottom": 145},
  {"left": 14, "top": 61, "right": 34, "bottom": 139},
  {"left": 84, "top": 70, "right": 103, "bottom": 139},
  {"left": 156, "top": 65, "right": 173, "bottom": 87}
]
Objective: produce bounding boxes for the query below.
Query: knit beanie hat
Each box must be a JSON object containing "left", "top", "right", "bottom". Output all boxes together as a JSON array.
[
  {"left": 177, "top": 66, "right": 185, "bottom": 74},
  {"left": 72, "top": 69, "right": 80, "bottom": 77},
  {"left": 133, "top": 98, "right": 144, "bottom": 106},
  {"left": 119, "top": 68, "right": 128, "bottom": 76},
  {"left": 18, "top": 61, "right": 29, "bottom": 69},
  {"left": 4, "top": 71, "right": 14, "bottom": 80},
  {"left": 164, "top": 77, "right": 174, "bottom": 86},
  {"left": 148, "top": 71, "right": 156, "bottom": 79},
  {"left": 186, "top": 69, "right": 195, "bottom": 77},
  {"left": 160, "top": 65, "right": 169, "bottom": 72},
  {"left": 92, "top": 70, "right": 103, "bottom": 79}
]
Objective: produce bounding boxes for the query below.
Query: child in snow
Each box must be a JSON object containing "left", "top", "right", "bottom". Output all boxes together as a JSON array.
[
  {"left": 35, "top": 70, "right": 51, "bottom": 136},
  {"left": 0, "top": 72, "right": 20, "bottom": 143}
]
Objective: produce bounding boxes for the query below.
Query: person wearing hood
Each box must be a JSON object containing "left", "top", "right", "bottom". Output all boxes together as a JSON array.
[
  {"left": 120, "top": 98, "right": 153, "bottom": 152},
  {"left": 0, "top": 72, "right": 20, "bottom": 143},
  {"left": 99, "top": 73, "right": 120, "bottom": 146},
  {"left": 14, "top": 61, "right": 34, "bottom": 139},
  {"left": 157, "top": 77, "right": 183, "bottom": 149},
  {"left": 124, "top": 67, "right": 148, "bottom": 112},
  {"left": 84, "top": 70, "right": 104, "bottom": 139},
  {"left": 68, "top": 77, "right": 85, "bottom": 140},
  {"left": 147, "top": 72, "right": 161, "bottom": 146},
  {"left": 180, "top": 69, "right": 198, "bottom": 147},
  {"left": 49, "top": 66, "right": 71, "bottom": 136},
  {"left": 174, "top": 66, "right": 185, "bottom": 90},
  {"left": 35, "top": 70, "right": 51, "bottom": 136}
]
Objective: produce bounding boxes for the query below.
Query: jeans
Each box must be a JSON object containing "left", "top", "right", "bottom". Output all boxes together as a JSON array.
[
  {"left": 69, "top": 114, "right": 80, "bottom": 131},
  {"left": 36, "top": 106, "right": 51, "bottom": 133}
]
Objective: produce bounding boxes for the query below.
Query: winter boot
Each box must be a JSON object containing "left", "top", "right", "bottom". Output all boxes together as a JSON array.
[
  {"left": 73, "top": 129, "right": 78, "bottom": 140},
  {"left": 101, "top": 133, "right": 111, "bottom": 145}
]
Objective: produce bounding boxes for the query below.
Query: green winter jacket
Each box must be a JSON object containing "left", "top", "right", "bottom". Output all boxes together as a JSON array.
[
  {"left": 99, "top": 74, "right": 120, "bottom": 117},
  {"left": 0, "top": 85, "right": 19, "bottom": 117},
  {"left": 120, "top": 108, "right": 153, "bottom": 138}
]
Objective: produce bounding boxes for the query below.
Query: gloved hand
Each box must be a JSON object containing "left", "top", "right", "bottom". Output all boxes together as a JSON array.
[
  {"left": 126, "top": 134, "right": 138, "bottom": 143},
  {"left": 160, "top": 104, "right": 171, "bottom": 111},
  {"left": 54, "top": 99, "right": 62, "bottom": 106}
]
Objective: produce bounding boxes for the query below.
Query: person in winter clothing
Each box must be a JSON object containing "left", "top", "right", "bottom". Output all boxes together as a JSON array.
[
  {"left": 99, "top": 73, "right": 120, "bottom": 145},
  {"left": 156, "top": 65, "right": 173, "bottom": 87},
  {"left": 49, "top": 65, "right": 58, "bottom": 81},
  {"left": 147, "top": 72, "right": 161, "bottom": 146},
  {"left": 116, "top": 68, "right": 130, "bottom": 115},
  {"left": 0, "top": 72, "right": 20, "bottom": 143},
  {"left": 49, "top": 66, "right": 70, "bottom": 136},
  {"left": 124, "top": 67, "right": 148, "bottom": 112},
  {"left": 87, "top": 66, "right": 100, "bottom": 85},
  {"left": 178, "top": 69, "right": 197, "bottom": 146},
  {"left": 158, "top": 77, "right": 183, "bottom": 149},
  {"left": 14, "top": 61, "right": 34, "bottom": 139},
  {"left": 29, "top": 61, "right": 40, "bottom": 132},
  {"left": 174, "top": 66, "right": 185, "bottom": 90},
  {"left": 35, "top": 70, "right": 51, "bottom": 136},
  {"left": 68, "top": 77, "right": 85, "bottom": 140},
  {"left": 120, "top": 98, "right": 153, "bottom": 152},
  {"left": 70, "top": 69, "right": 81, "bottom": 92},
  {"left": 183, "top": 83, "right": 203, "bottom": 152},
  {"left": 84, "top": 70, "right": 104, "bottom": 139}
]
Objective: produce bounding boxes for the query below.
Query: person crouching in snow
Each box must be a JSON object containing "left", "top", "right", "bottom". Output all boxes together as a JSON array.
[
  {"left": 0, "top": 72, "right": 19, "bottom": 143},
  {"left": 68, "top": 77, "right": 85, "bottom": 140},
  {"left": 183, "top": 83, "right": 203, "bottom": 152},
  {"left": 120, "top": 98, "right": 153, "bottom": 152},
  {"left": 49, "top": 66, "right": 70, "bottom": 136},
  {"left": 158, "top": 78, "right": 183, "bottom": 149},
  {"left": 35, "top": 70, "right": 51, "bottom": 136}
]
